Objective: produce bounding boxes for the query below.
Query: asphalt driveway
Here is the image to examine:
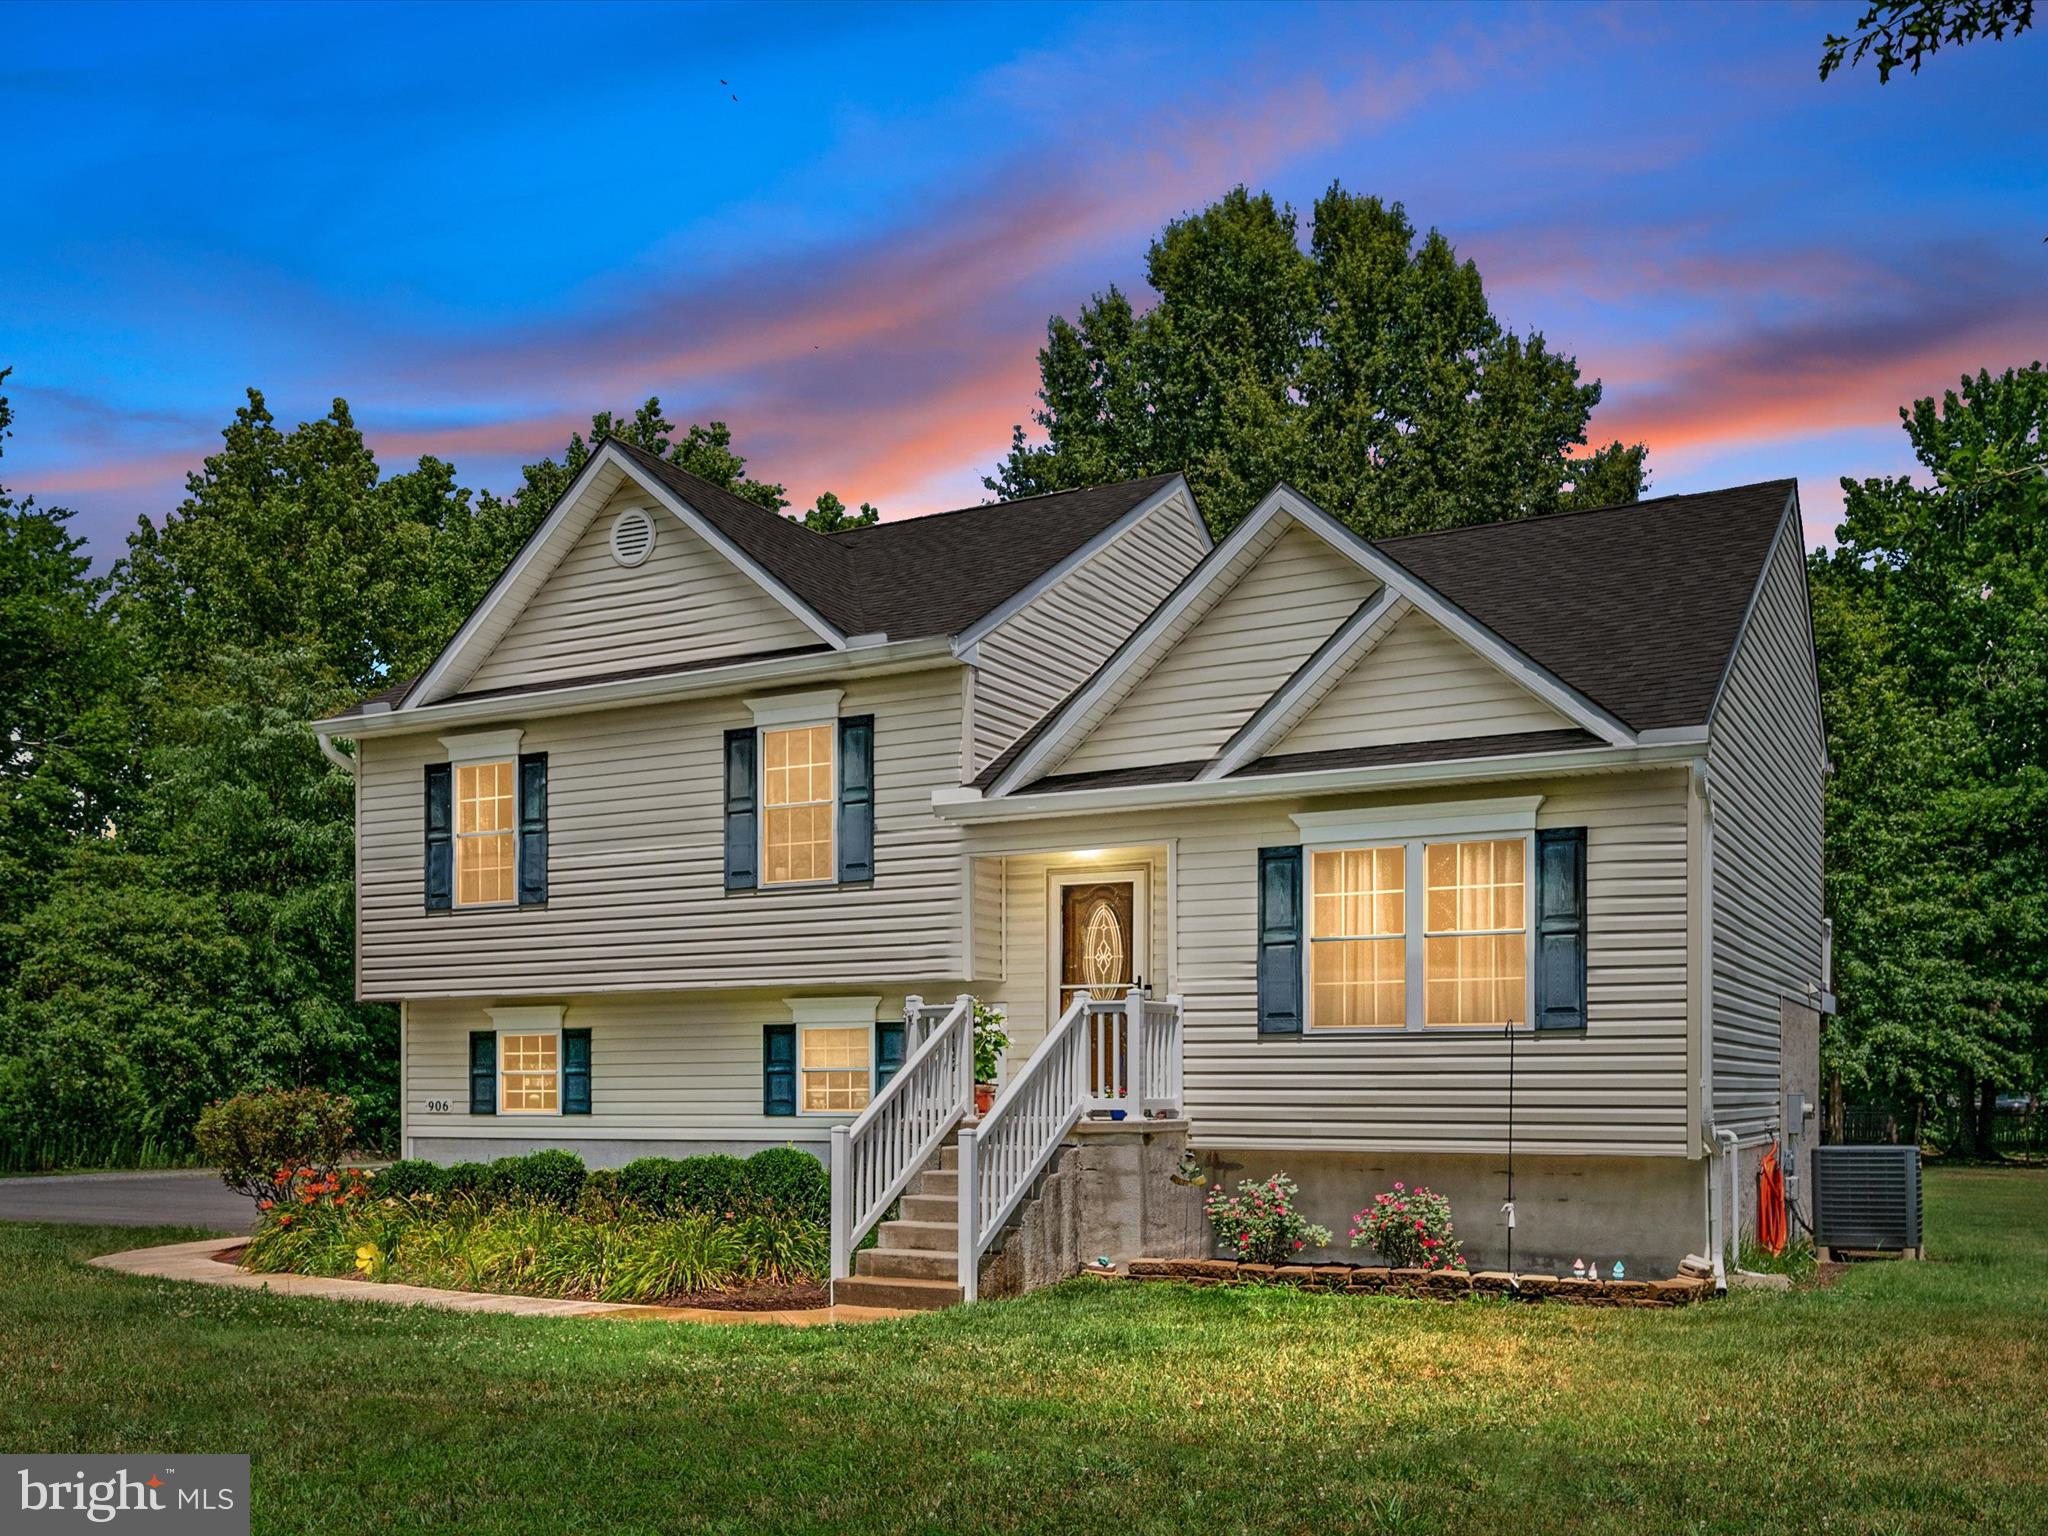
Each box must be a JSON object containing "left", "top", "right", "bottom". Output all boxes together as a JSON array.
[{"left": 0, "top": 1169, "right": 254, "bottom": 1232}]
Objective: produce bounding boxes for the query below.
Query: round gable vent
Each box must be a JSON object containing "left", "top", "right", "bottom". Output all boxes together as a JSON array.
[{"left": 608, "top": 506, "right": 656, "bottom": 568}]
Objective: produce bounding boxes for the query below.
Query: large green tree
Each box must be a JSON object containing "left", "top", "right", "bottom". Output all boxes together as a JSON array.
[
  {"left": 1811, "top": 364, "right": 2048, "bottom": 1151},
  {"left": 0, "top": 372, "right": 133, "bottom": 971},
  {"left": 989, "top": 185, "right": 1646, "bottom": 538}
]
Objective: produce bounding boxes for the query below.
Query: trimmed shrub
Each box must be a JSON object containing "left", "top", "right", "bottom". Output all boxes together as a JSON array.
[
  {"left": 374, "top": 1159, "right": 448, "bottom": 1200},
  {"left": 442, "top": 1161, "right": 492, "bottom": 1201},
  {"left": 746, "top": 1147, "right": 828, "bottom": 1225},
  {"left": 194, "top": 1087, "right": 355, "bottom": 1207},
  {"left": 617, "top": 1157, "right": 685, "bottom": 1214},
  {"left": 577, "top": 1167, "right": 622, "bottom": 1221},
  {"left": 674, "top": 1154, "right": 749, "bottom": 1217},
  {"left": 489, "top": 1149, "right": 586, "bottom": 1210}
]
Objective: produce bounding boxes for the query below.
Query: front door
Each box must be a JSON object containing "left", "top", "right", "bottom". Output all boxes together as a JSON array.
[{"left": 1059, "top": 880, "right": 1138, "bottom": 1010}]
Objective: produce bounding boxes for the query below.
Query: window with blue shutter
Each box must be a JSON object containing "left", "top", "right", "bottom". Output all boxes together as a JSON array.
[
  {"left": 424, "top": 764, "right": 453, "bottom": 911},
  {"left": 517, "top": 753, "right": 548, "bottom": 905},
  {"left": 763, "top": 1023, "right": 796, "bottom": 1115},
  {"left": 468, "top": 1030, "right": 496, "bottom": 1114},
  {"left": 562, "top": 1026, "right": 591, "bottom": 1114},
  {"left": 1257, "top": 845, "right": 1304, "bottom": 1036},
  {"left": 724, "top": 728, "right": 759, "bottom": 891},
  {"left": 1534, "top": 827, "right": 1588, "bottom": 1032},
  {"left": 836, "top": 715, "right": 875, "bottom": 884}
]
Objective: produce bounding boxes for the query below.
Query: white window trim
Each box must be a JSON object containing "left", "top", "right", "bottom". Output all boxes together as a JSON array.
[
  {"left": 442, "top": 730, "right": 525, "bottom": 911},
  {"left": 488, "top": 1005, "right": 564, "bottom": 1116},
  {"left": 1046, "top": 865, "right": 1151, "bottom": 1026},
  {"left": 757, "top": 718, "right": 838, "bottom": 889},
  {"left": 744, "top": 688, "right": 844, "bottom": 728},
  {"left": 786, "top": 996, "right": 881, "bottom": 1116},
  {"left": 1303, "top": 833, "right": 1537, "bottom": 1035}
]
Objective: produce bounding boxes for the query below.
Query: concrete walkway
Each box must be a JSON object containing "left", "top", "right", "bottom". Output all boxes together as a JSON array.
[
  {"left": 89, "top": 1238, "right": 908, "bottom": 1326},
  {"left": 0, "top": 1169, "right": 254, "bottom": 1231}
]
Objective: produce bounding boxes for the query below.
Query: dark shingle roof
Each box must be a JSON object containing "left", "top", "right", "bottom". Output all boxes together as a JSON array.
[
  {"left": 1374, "top": 479, "right": 1795, "bottom": 732},
  {"left": 1237, "top": 728, "right": 1605, "bottom": 780},
  {"left": 970, "top": 479, "right": 1794, "bottom": 790},
  {"left": 611, "top": 442, "right": 1183, "bottom": 640}
]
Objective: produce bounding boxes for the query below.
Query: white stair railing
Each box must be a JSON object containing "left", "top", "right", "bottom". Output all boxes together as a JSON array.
[
  {"left": 956, "top": 994, "right": 1093, "bottom": 1303},
  {"left": 1138, "top": 994, "right": 1185, "bottom": 1116},
  {"left": 830, "top": 994, "right": 973, "bottom": 1282}
]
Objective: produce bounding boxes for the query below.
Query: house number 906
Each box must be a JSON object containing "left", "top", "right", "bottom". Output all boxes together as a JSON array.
[{"left": 425, "top": 1098, "right": 452, "bottom": 1113}]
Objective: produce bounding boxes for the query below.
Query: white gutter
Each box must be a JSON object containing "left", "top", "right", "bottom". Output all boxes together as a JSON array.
[
  {"left": 936, "top": 741, "right": 1706, "bottom": 824},
  {"left": 320, "top": 636, "right": 957, "bottom": 739},
  {"left": 314, "top": 730, "right": 358, "bottom": 776}
]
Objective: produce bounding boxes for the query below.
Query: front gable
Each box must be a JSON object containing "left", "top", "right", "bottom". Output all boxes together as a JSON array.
[
  {"left": 1266, "top": 609, "right": 1572, "bottom": 758},
  {"left": 406, "top": 444, "right": 844, "bottom": 708},
  {"left": 463, "top": 484, "right": 823, "bottom": 696},
  {"left": 1055, "top": 522, "right": 1379, "bottom": 774}
]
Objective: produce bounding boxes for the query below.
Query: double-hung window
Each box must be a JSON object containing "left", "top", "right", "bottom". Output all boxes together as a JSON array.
[
  {"left": 456, "top": 759, "right": 517, "bottom": 907},
  {"left": 1307, "top": 835, "right": 1530, "bottom": 1030},
  {"left": 499, "top": 1029, "right": 560, "bottom": 1113},
  {"left": 799, "top": 1025, "right": 871, "bottom": 1113},
  {"left": 762, "top": 723, "right": 835, "bottom": 885}
]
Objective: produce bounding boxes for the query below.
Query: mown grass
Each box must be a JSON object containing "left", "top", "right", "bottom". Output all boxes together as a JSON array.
[{"left": 0, "top": 1168, "right": 2042, "bottom": 1535}]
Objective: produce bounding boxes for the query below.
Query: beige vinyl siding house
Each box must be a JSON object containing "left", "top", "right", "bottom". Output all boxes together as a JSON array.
[
  {"left": 1704, "top": 515, "right": 1828, "bottom": 1142},
  {"left": 967, "top": 485, "right": 1210, "bottom": 775},
  {"left": 1055, "top": 525, "right": 1379, "bottom": 774},
  {"left": 1271, "top": 610, "right": 1574, "bottom": 755},
  {"left": 320, "top": 448, "right": 1823, "bottom": 1294},
  {"left": 464, "top": 486, "right": 821, "bottom": 694}
]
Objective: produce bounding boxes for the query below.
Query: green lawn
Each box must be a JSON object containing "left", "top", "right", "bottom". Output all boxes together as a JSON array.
[{"left": 2, "top": 1168, "right": 2043, "bottom": 1535}]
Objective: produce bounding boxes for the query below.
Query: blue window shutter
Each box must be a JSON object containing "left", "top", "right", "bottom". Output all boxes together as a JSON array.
[
  {"left": 1534, "top": 827, "right": 1588, "bottom": 1032},
  {"left": 837, "top": 715, "right": 875, "bottom": 884},
  {"left": 1257, "top": 845, "right": 1304, "bottom": 1036},
  {"left": 875, "top": 1015, "right": 906, "bottom": 1091},
  {"left": 517, "top": 753, "right": 549, "bottom": 906},
  {"left": 468, "top": 1030, "right": 496, "bottom": 1114},
  {"left": 724, "top": 728, "right": 758, "bottom": 891},
  {"left": 424, "top": 764, "right": 453, "bottom": 911},
  {"left": 562, "top": 1027, "right": 591, "bottom": 1115},
  {"left": 763, "top": 1024, "right": 796, "bottom": 1116}
]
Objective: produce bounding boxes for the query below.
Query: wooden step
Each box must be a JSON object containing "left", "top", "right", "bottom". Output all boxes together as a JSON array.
[
  {"left": 856, "top": 1245, "right": 960, "bottom": 1281},
  {"left": 830, "top": 1274, "right": 963, "bottom": 1311},
  {"left": 876, "top": 1218, "right": 957, "bottom": 1254},
  {"left": 899, "top": 1193, "right": 957, "bottom": 1223}
]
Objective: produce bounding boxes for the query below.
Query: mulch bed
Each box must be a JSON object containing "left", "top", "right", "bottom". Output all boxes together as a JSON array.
[
  {"left": 1126, "top": 1257, "right": 1713, "bottom": 1307},
  {"left": 659, "top": 1281, "right": 829, "bottom": 1312},
  {"left": 212, "top": 1242, "right": 830, "bottom": 1311}
]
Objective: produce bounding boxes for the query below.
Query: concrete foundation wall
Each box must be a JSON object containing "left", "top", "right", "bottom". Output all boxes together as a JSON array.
[
  {"left": 409, "top": 1135, "right": 825, "bottom": 1166},
  {"left": 980, "top": 1120, "right": 1208, "bottom": 1298},
  {"left": 1202, "top": 1146, "right": 1709, "bottom": 1278}
]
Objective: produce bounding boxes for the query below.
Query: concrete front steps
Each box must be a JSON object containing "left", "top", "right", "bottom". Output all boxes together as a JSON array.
[{"left": 830, "top": 1139, "right": 967, "bottom": 1311}]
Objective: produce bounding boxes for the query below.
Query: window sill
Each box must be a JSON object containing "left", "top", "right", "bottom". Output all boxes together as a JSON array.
[{"left": 728, "top": 881, "right": 872, "bottom": 897}]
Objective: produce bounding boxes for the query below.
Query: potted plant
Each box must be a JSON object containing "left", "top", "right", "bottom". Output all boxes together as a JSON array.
[{"left": 972, "top": 1001, "right": 1010, "bottom": 1116}]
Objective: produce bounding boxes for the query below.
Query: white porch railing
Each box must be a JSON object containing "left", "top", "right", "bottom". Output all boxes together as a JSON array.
[
  {"left": 829, "top": 994, "right": 973, "bottom": 1282},
  {"left": 957, "top": 990, "right": 1184, "bottom": 1302}
]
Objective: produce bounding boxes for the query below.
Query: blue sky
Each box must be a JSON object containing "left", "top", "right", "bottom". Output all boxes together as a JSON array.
[{"left": 3, "top": 0, "right": 2044, "bottom": 558}]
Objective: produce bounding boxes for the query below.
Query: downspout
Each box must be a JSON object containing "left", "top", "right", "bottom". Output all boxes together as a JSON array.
[
  {"left": 1695, "top": 761, "right": 1726, "bottom": 1291},
  {"left": 1696, "top": 760, "right": 1765, "bottom": 1290},
  {"left": 315, "top": 729, "right": 358, "bottom": 776}
]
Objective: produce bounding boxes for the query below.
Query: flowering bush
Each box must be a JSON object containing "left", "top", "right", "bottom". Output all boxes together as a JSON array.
[
  {"left": 1204, "top": 1173, "right": 1332, "bottom": 1264},
  {"left": 1350, "top": 1182, "right": 1464, "bottom": 1271},
  {"left": 195, "top": 1088, "right": 356, "bottom": 1209}
]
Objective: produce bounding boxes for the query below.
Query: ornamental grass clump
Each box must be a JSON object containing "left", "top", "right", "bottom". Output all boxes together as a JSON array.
[
  {"left": 1204, "top": 1173, "right": 1331, "bottom": 1264},
  {"left": 1351, "top": 1182, "right": 1465, "bottom": 1271}
]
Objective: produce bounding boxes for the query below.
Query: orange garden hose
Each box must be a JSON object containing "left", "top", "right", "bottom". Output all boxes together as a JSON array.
[{"left": 1756, "top": 1139, "right": 1787, "bottom": 1255}]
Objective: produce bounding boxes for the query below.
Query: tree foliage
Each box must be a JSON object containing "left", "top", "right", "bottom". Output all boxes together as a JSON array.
[
  {"left": 989, "top": 185, "right": 1647, "bottom": 539},
  {"left": 0, "top": 377, "right": 793, "bottom": 1167},
  {"left": 1820, "top": 1, "right": 2035, "bottom": 82},
  {"left": 1810, "top": 364, "right": 2048, "bottom": 1146}
]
